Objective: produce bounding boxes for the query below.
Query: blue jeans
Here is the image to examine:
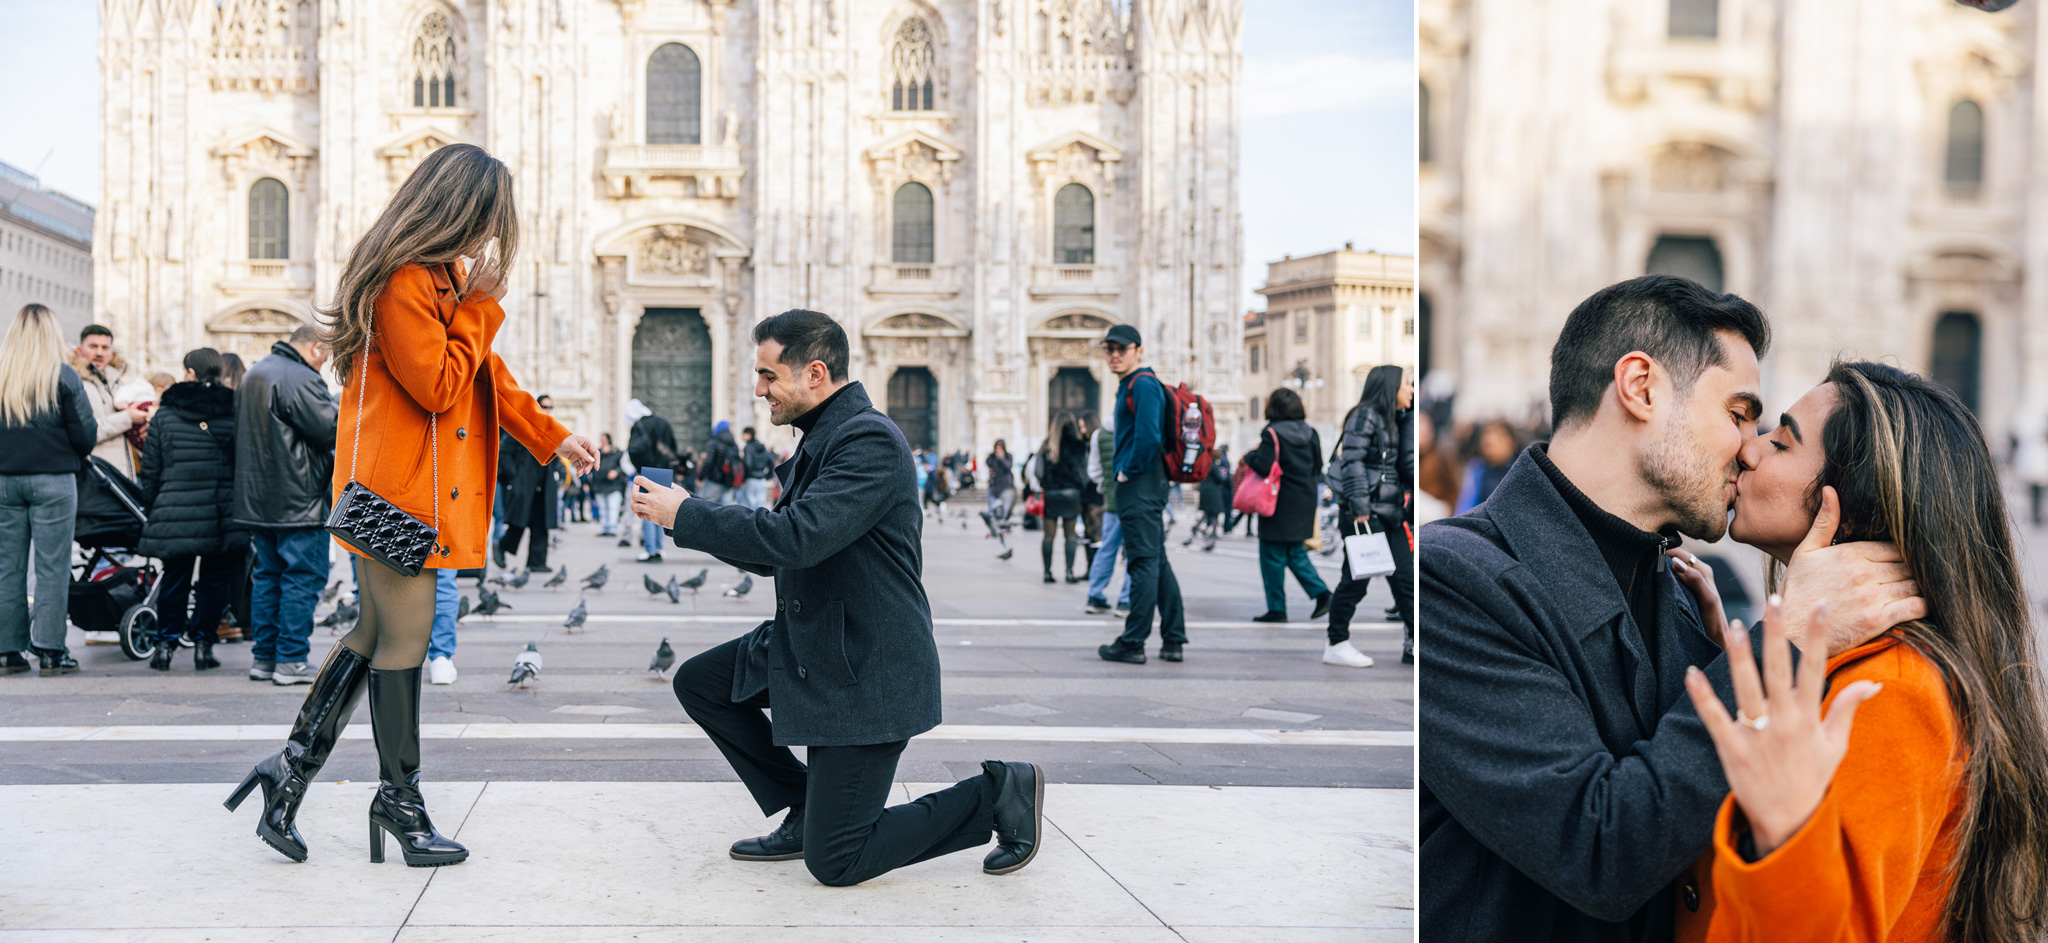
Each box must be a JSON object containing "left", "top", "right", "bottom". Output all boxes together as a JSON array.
[
  {"left": 1258, "top": 540, "right": 1329, "bottom": 614},
  {"left": 597, "top": 490, "right": 623, "bottom": 535},
  {"left": 1086, "top": 511, "right": 1133, "bottom": 607},
  {"left": 248, "top": 528, "right": 328, "bottom": 664},
  {"left": 0, "top": 472, "right": 76, "bottom": 653},
  {"left": 640, "top": 468, "right": 674, "bottom": 554},
  {"left": 739, "top": 477, "right": 770, "bottom": 509},
  {"left": 700, "top": 481, "right": 733, "bottom": 505},
  {"left": 430, "top": 568, "right": 458, "bottom": 661}
]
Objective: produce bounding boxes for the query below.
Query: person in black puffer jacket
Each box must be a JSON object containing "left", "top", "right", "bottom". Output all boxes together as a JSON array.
[
  {"left": 1036, "top": 413, "right": 1090, "bottom": 583},
  {"left": 1323, "top": 364, "right": 1414, "bottom": 667},
  {"left": 137, "top": 348, "right": 246, "bottom": 671},
  {"left": 1243, "top": 388, "right": 1330, "bottom": 622}
]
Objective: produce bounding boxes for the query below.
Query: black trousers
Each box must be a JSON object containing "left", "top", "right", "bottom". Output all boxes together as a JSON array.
[
  {"left": 497, "top": 490, "right": 550, "bottom": 569},
  {"left": 1326, "top": 514, "right": 1414, "bottom": 646},
  {"left": 1115, "top": 470, "right": 1187, "bottom": 647},
  {"left": 157, "top": 549, "right": 246, "bottom": 643},
  {"left": 674, "top": 636, "right": 998, "bottom": 887}
]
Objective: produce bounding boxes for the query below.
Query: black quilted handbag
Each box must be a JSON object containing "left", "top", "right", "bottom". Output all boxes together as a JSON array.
[{"left": 323, "top": 274, "right": 449, "bottom": 577}]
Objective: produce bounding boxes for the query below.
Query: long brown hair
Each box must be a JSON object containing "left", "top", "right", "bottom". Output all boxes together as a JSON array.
[
  {"left": 319, "top": 143, "right": 517, "bottom": 384},
  {"left": 1801, "top": 361, "right": 2048, "bottom": 943}
]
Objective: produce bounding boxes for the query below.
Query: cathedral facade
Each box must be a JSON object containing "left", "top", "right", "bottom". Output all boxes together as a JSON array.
[
  {"left": 1423, "top": 0, "right": 2048, "bottom": 443},
  {"left": 96, "top": 0, "right": 1246, "bottom": 456}
]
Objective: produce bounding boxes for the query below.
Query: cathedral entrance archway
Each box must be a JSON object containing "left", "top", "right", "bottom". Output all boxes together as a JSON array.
[
  {"left": 1932, "top": 310, "right": 1982, "bottom": 415},
  {"left": 632, "top": 308, "right": 714, "bottom": 447},
  {"left": 887, "top": 367, "right": 938, "bottom": 452},
  {"left": 1049, "top": 367, "right": 1098, "bottom": 426}
]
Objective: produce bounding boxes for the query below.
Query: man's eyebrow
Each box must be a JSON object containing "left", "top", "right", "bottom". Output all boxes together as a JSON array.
[
  {"left": 1779, "top": 412, "right": 1801, "bottom": 443},
  {"left": 1728, "top": 392, "right": 1763, "bottom": 422}
]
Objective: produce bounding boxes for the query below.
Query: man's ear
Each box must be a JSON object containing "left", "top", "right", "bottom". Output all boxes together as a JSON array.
[{"left": 1613, "top": 351, "right": 1659, "bottom": 424}]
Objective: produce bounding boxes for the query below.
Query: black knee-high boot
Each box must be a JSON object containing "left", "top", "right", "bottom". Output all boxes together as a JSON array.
[
  {"left": 225, "top": 645, "right": 372, "bottom": 861},
  {"left": 1064, "top": 538, "right": 1080, "bottom": 581},
  {"left": 1041, "top": 541, "right": 1055, "bottom": 583},
  {"left": 1084, "top": 543, "right": 1098, "bottom": 571},
  {"left": 367, "top": 666, "right": 469, "bottom": 867}
]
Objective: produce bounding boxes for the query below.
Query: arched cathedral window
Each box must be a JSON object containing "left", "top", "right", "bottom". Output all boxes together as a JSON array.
[
  {"left": 1947, "top": 99, "right": 1985, "bottom": 190},
  {"left": 890, "top": 18, "right": 936, "bottom": 111},
  {"left": 1054, "top": 183, "right": 1094, "bottom": 264},
  {"left": 411, "top": 12, "right": 457, "bottom": 108},
  {"left": 1668, "top": 0, "right": 1717, "bottom": 39},
  {"left": 249, "top": 178, "right": 289, "bottom": 260},
  {"left": 893, "top": 183, "right": 935, "bottom": 263},
  {"left": 647, "top": 43, "right": 703, "bottom": 145}
]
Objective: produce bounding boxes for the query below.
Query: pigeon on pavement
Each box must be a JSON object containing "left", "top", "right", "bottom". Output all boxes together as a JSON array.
[
  {"left": 507, "top": 642, "right": 542, "bottom": 688},
  {"left": 649, "top": 637, "right": 675, "bottom": 675},
  {"left": 678, "top": 569, "right": 708, "bottom": 593},
  {"left": 506, "top": 569, "right": 532, "bottom": 590},
  {"left": 581, "top": 564, "right": 610, "bottom": 591},
  {"left": 474, "top": 589, "right": 511, "bottom": 618},
  {"left": 319, "top": 580, "right": 344, "bottom": 604},
  {"left": 543, "top": 568, "right": 568, "bottom": 589},
  {"left": 564, "top": 597, "right": 588, "bottom": 632},
  {"left": 723, "top": 574, "right": 752, "bottom": 599},
  {"left": 318, "top": 598, "right": 359, "bottom": 635},
  {"left": 643, "top": 574, "right": 665, "bottom": 596},
  {"left": 456, "top": 595, "right": 471, "bottom": 623},
  {"left": 664, "top": 574, "right": 682, "bottom": 604}
]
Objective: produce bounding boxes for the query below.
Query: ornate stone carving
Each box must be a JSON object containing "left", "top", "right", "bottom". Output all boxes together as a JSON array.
[
  {"left": 638, "top": 225, "right": 711, "bottom": 276},
  {"left": 210, "top": 0, "right": 318, "bottom": 93},
  {"left": 1040, "top": 313, "right": 1111, "bottom": 332},
  {"left": 879, "top": 312, "right": 950, "bottom": 332},
  {"left": 1027, "top": 0, "right": 1135, "bottom": 106},
  {"left": 1649, "top": 142, "right": 1726, "bottom": 193}
]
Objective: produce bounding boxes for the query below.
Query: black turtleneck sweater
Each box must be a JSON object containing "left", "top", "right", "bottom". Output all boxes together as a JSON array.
[
  {"left": 791, "top": 382, "right": 857, "bottom": 437},
  {"left": 1531, "top": 444, "right": 1678, "bottom": 664}
]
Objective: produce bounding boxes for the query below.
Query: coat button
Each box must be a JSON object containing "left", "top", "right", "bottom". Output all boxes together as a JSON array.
[
  {"left": 798, "top": 666, "right": 808, "bottom": 679},
  {"left": 450, "top": 488, "right": 459, "bottom": 500},
  {"left": 1682, "top": 882, "right": 1699, "bottom": 912},
  {"left": 456, "top": 427, "right": 467, "bottom": 439},
  {"left": 792, "top": 600, "right": 802, "bottom": 613},
  {"left": 777, "top": 599, "right": 785, "bottom": 611}
]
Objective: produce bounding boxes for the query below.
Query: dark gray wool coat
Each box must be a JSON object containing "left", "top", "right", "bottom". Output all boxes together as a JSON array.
[
  {"left": 1419, "top": 449, "right": 1754, "bottom": 943},
  {"left": 668, "top": 382, "right": 941, "bottom": 747},
  {"left": 137, "top": 381, "right": 243, "bottom": 558}
]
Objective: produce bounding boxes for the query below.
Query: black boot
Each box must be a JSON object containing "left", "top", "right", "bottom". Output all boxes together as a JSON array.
[
  {"left": 729, "top": 805, "right": 805, "bottom": 861},
  {"left": 1063, "top": 539, "right": 1082, "bottom": 582},
  {"left": 225, "top": 645, "right": 371, "bottom": 862},
  {"left": 193, "top": 637, "right": 221, "bottom": 671},
  {"left": 982, "top": 760, "right": 1045, "bottom": 875},
  {"left": 367, "top": 666, "right": 469, "bottom": 867},
  {"left": 149, "top": 639, "right": 175, "bottom": 671},
  {"left": 34, "top": 648, "right": 77, "bottom": 676},
  {"left": 1403, "top": 624, "right": 1415, "bottom": 664},
  {"left": 1041, "top": 542, "right": 1055, "bottom": 583}
]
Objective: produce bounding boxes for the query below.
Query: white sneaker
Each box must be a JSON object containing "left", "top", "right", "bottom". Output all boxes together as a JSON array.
[
  {"left": 1322, "top": 641, "right": 1374, "bottom": 668},
  {"left": 428, "top": 656, "right": 458, "bottom": 685}
]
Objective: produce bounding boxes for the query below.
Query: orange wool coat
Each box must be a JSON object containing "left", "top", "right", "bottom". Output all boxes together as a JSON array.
[
  {"left": 331, "top": 262, "right": 569, "bottom": 570},
  {"left": 1675, "top": 634, "right": 1965, "bottom": 943}
]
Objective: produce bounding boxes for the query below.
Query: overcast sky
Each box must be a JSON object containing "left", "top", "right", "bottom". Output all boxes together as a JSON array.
[{"left": 0, "top": 1, "right": 1412, "bottom": 311}]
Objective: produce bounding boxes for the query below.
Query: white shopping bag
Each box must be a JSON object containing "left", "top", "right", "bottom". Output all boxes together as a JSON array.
[{"left": 1343, "top": 526, "right": 1398, "bottom": 578}]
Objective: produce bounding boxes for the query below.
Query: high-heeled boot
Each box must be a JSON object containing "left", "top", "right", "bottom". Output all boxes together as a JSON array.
[
  {"left": 224, "top": 645, "right": 371, "bottom": 861},
  {"left": 1041, "top": 542, "right": 1055, "bottom": 583},
  {"left": 367, "top": 666, "right": 469, "bottom": 867},
  {"left": 1063, "top": 538, "right": 1082, "bottom": 582}
]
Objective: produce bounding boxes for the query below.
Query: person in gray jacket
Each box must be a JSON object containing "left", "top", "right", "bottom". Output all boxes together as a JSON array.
[
  {"left": 233, "top": 325, "right": 338, "bottom": 684},
  {"left": 634, "top": 308, "right": 1045, "bottom": 887}
]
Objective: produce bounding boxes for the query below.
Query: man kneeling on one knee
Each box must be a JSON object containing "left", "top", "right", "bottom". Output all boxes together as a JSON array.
[{"left": 631, "top": 308, "right": 1044, "bottom": 887}]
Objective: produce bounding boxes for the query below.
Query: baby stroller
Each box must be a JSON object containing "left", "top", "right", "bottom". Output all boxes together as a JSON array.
[{"left": 69, "top": 456, "right": 162, "bottom": 661}]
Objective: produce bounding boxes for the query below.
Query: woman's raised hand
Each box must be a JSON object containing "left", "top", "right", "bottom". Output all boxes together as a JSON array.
[
  {"left": 468, "top": 258, "right": 509, "bottom": 301},
  {"left": 555, "top": 433, "right": 599, "bottom": 477},
  {"left": 1668, "top": 548, "right": 1728, "bottom": 650},
  {"left": 1683, "top": 594, "right": 1883, "bottom": 857}
]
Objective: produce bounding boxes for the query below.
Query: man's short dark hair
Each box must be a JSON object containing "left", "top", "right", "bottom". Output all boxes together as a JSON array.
[
  {"left": 753, "top": 309, "right": 849, "bottom": 381},
  {"left": 80, "top": 324, "right": 112, "bottom": 342},
  {"left": 742, "top": 426, "right": 755, "bottom": 438},
  {"left": 1548, "top": 275, "right": 1771, "bottom": 431},
  {"left": 289, "top": 324, "right": 321, "bottom": 346}
]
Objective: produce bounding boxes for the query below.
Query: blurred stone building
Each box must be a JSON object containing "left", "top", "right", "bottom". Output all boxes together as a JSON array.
[
  {"left": 1422, "top": 0, "right": 2046, "bottom": 441},
  {"left": 1241, "top": 245, "right": 1415, "bottom": 439},
  {"left": 0, "top": 160, "right": 95, "bottom": 342},
  {"left": 96, "top": 0, "right": 1246, "bottom": 454}
]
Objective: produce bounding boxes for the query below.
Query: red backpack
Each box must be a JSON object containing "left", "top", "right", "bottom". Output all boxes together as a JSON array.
[{"left": 1126, "top": 374, "right": 1216, "bottom": 483}]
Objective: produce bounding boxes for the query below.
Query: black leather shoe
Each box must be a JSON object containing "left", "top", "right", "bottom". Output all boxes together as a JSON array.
[
  {"left": 1097, "top": 642, "right": 1146, "bottom": 664},
  {"left": 729, "top": 805, "right": 805, "bottom": 861},
  {"left": 0, "top": 651, "right": 28, "bottom": 675},
  {"left": 149, "top": 642, "right": 175, "bottom": 671},
  {"left": 225, "top": 645, "right": 371, "bottom": 862},
  {"left": 34, "top": 649, "right": 77, "bottom": 677},
  {"left": 194, "top": 639, "right": 221, "bottom": 671},
  {"left": 1160, "top": 644, "right": 1183, "bottom": 662},
  {"left": 1312, "top": 592, "right": 1332, "bottom": 620},
  {"left": 982, "top": 760, "right": 1044, "bottom": 875},
  {"left": 1252, "top": 610, "right": 1288, "bottom": 623},
  {"left": 492, "top": 544, "right": 508, "bottom": 569},
  {"left": 367, "top": 667, "right": 469, "bottom": 867}
]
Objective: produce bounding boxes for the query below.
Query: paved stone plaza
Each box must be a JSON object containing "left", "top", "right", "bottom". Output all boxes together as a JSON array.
[{"left": 0, "top": 505, "right": 1411, "bottom": 940}]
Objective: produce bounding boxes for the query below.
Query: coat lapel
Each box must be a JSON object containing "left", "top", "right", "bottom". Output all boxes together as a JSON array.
[{"left": 771, "top": 383, "right": 875, "bottom": 513}]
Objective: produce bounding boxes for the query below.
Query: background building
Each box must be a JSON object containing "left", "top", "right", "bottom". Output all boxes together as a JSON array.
[
  {"left": 0, "top": 159, "right": 95, "bottom": 341},
  {"left": 1421, "top": 0, "right": 2048, "bottom": 444},
  {"left": 1242, "top": 244, "right": 1414, "bottom": 440},
  {"left": 96, "top": 0, "right": 1247, "bottom": 455}
]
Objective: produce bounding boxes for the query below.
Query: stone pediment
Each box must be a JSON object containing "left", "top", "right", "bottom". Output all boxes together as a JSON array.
[
  {"left": 1030, "top": 311, "right": 1117, "bottom": 336},
  {"left": 207, "top": 305, "right": 307, "bottom": 333},
  {"left": 866, "top": 309, "right": 970, "bottom": 336},
  {"left": 1026, "top": 131, "right": 1123, "bottom": 165},
  {"left": 380, "top": 127, "right": 465, "bottom": 185},
  {"left": 213, "top": 128, "right": 317, "bottom": 161},
  {"left": 866, "top": 129, "right": 964, "bottom": 165}
]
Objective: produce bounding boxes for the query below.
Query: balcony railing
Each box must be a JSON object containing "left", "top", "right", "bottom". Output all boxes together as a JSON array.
[
  {"left": 868, "top": 263, "right": 958, "bottom": 297},
  {"left": 1029, "top": 264, "right": 1118, "bottom": 297},
  {"left": 601, "top": 143, "right": 746, "bottom": 199}
]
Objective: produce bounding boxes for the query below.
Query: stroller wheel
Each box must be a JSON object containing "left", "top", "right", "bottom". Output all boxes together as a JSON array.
[{"left": 119, "top": 606, "right": 158, "bottom": 661}]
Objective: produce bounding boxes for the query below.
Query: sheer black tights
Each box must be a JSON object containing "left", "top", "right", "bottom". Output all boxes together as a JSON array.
[{"left": 340, "top": 563, "right": 437, "bottom": 670}]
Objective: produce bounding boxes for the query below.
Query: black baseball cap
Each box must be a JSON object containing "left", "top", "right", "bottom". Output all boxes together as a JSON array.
[{"left": 1102, "top": 325, "right": 1142, "bottom": 347}]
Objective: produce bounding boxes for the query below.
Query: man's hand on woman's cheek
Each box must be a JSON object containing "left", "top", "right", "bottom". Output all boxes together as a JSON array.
[{"left": 1778, "top": 486, "right": 1928, "bottom": 658}]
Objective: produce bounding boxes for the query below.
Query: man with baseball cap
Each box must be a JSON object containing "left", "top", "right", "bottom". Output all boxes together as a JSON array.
[{"left": 1096, "top": 325, "right": 1187, "bottom": 663}]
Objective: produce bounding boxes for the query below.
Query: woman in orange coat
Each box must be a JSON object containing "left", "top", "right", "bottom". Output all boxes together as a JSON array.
[
  {"left": 1670, "top": 361, "right": 2048, "bottom": 943},
  {"left": 227, "top": 144, "right": 597, "bottom": 867}
]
